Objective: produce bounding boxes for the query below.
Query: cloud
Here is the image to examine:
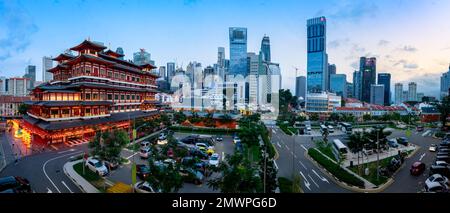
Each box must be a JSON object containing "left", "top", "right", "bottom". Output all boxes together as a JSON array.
[
  {"left": 326, "top": 1, "right": 379, "bottom": 22},
  {"left": 0, "top": 0, "right": 38, "bottom": 61},
  {"left": 398, "top": 45, "right": 418, "bottom": 52},
  {"left": 403, "top": 63, "right": 419, "bottom": 69},
  {"left": 393, "top": 59, "right": 418, "bottom": 70},
  {"left": 328, "top": 38, "right": 350, "bottom": 49},
  {"left": 378, "top": 40, "right": 390, "bottom": 46}
]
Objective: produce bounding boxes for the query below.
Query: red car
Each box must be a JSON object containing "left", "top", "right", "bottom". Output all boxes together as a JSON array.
[{"left": 410, "top": 162, "right": 426, "bottom": 176}]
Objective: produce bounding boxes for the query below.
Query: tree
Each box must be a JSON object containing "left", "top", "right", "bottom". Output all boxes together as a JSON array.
[
  {"left": 329, "top": 113, "right": 341, "bottom": 122},
  {"left": 159, "top": 113, "right": 172, "bottom": 127},
  {"left": 173, "top": 111, "right": 186, "bottom": 124},
  {"left": 88, "top": 129, "right": 130, "bottom": 163},
  {"left": 147, "top": 158, "right": 183, "bottom": 193},
  {"left": 434, "top": 95, "right": 450, "bottom": 129},
  {"left": 208, "top": 153, "right": 262, "bottom": 193},
  {"left": 347, "top": 131, "right": 371, "bottom": 175},
  {"left": 219, "top": 113, "right": 233, "bottom": 123},
  {"left": 18, "top": 103, "right": 28, "bottom": 115},
  {"left": 310, "top": 113, "right": 319, "bottom": 121},
  {"left": 363, "top": 114, "right": 372, "bottom": 122},
  {"left": 238, "top": 125, "right": 260, "bottom": 147}
]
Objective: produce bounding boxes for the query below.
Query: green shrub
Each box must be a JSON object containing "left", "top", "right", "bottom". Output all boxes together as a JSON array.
[
  {"left": 278, "top": 123, "right": 293, "bottom": 135},
  {"left": 278, "top": 177, "right": 293, "bottom": 193},
  {"left": 308, "top": 148, "right": 364, "bottom": 188}
]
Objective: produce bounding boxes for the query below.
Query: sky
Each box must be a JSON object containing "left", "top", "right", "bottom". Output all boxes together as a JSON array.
[{"left": 1, "top": 0, "right": 450, "bottom": 98}]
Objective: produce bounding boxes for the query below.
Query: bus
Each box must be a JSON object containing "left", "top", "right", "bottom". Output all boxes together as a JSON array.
[
  {"left": 332, "top": 139, "right": 349, "bottom": 159},
  {"left": 320, "top": 125, "right": 328, "bottom": 134},
  {"left": 340, "top": 122, "right": 353, "bottom": 134}
]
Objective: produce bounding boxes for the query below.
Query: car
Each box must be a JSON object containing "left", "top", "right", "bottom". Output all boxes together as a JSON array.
[
  {"left": 436, "top": 155, "right": 450, "bottom": 163},
  {"left": 388, "top": 139, "right": 399, "bottom": 148},
  {"left": 434, "top": 161, "right": 449, "bottom": 167},
  {"left": 179, "top": 168, "right": 204, "bottom": 185},
  {"left": 158, "top": 133, "right": 167, "bottom": 140},
  {"left": 410, "top": 162, "right": 426, "bottom": 176},
  {"left": 429, "top": 165, "right": 450, "bottom": 177},
  {"left": 209, "top": 153, "right": 220, "bottom": 167},
  {"left": 134, "top": 181, "right": 156, "bottom": 193},
  {"left": 163, "top": 159, "right": 177, "bottom": 167},
  {"left": 215, "top": 135, "right": 223, "bottom": 142},
  {"left": 439, "top": 147, "right": 450, "bottom": 152},
  {"left": 195, "top": 143, "right": 213, "bottom": 152},
  {"left": 429, "top": 144, "right": 438, "bottom": 152},
  {"left": 425, "top": 181, "right": 449, "bottom": 193},
  {"left": 157, "top": 139, "right": 168, "bottom": 145},
  {"left": 426, "top": 174, "right": 449, "bottom": 186},
  {"left": 416, "top": 126, "right": 424, "bottom": 132},
  {"left": 305, "top": 126, "right": 312, "bottom": 135},
  {"left": 0, "top": 176, "right": 31, "bottom": 193},
  {"left": 104, "top": 159, "right": 120, "bottom": 170},
  {"left": 190, "top": 149, "right": 209, "bottom": 160},
  {"left": 327, "top": 125, "right": 334, "bottom": 133},
  {"left": 181, "top": 135, "right": 199, "bottom": 144},
  {"left": 136, "top": 164, "right": 151, "bottom": 180},
  {"left": 85, "top": 157, "right": 109, "bottom": 176},
  {"left": 139, "top": 147, "right": 151, "bottom": 159},
  {"left": 437, "top": 151, "right": 450, "bottom": 157},
  {"left": 233, "top": 137, "right": 241, "bottom": 144},
  {"left": 440, "top": 141, "right": 450, "bottom": 147},
  {"left": 397, "top": 137, "right": 409, "bottom": 146},
  {"left": 140, "top": 141, "right": 151, "bottom": 148}
]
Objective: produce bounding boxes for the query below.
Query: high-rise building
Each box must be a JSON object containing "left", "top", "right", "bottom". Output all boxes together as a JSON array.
[
  {"left": 440, "top": 65, "right": 450, "bottom": 99},
  {"left": 24, "top": 65, "right": 36, "bottom": 89},
  {"left": 377, "top": 73, "right": 391, "bottom": 105},
  {"left": 359, "top": 57, "right": 376, "bottom": 103},
  {"left": 395, "top": 83, "right": 403, "bottom": 104},
  {"left": 229, "top": 27, "right": 248, "bottom": 76},
  {"left": 370, "top": 84, "right": 385, "bottom": 105},
  {"left": 408, "top": 82, "right": 417, "bottom": 101},
  {"left": 261, "top": 35, "right": 271, "bottom": 62},
  {"left": 402, "top": 91, "right": 409, "bottom": 103},
  {"left": 306, "top": 16, "right": 328, "bottom": 93},
  {"left": 247, "top": 52, "right": 259, "bottom": 105},
  {"left": 0, "top": 76, "right": 7, "bottom": 95},
  {"left": 167, "top": 62, "right": 176, "bottom": 83},
  {"left": 417, "top": 93, "right": 424, "bottom": 102},
  {"left": 327, "top": 64, "right": 336, "bottom": 91},
  {"left": 133, "top": 49, "right": 151, "bottom": 66},
  {"left": 217, "top": 47, "right": 225, "bottom": 68},
  {"left": 353, "top": 70, "right": 361, "bottom": 100},
  {"left": 42, "top": 56, "right": 54, "bottom": 82},
  {"left": 329, "top": 74, "right": 347, "bottom": 97},
  {"left": 296, "top": 76, "right": 306, "bottom": 101},
  {"left": 346, "top": 82, "right": 354, "bottom": 98},
  {"left": 7, "top": 77, "right": 30, "bottom": 97},
  {"left": 159, "top": 66, "right": 166, "bottom": 79},
  {"left": 116, "top": 47, "right": 124, "bottom": 60}
]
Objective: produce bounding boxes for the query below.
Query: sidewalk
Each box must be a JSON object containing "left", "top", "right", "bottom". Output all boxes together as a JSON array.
[
  {"left": 342, "top": 145, "right": 416, "bottom": 167},
  {"left": 0, "top": 134, "right": 6, "bottom": 171},
  {"left": 63, "top": 160, "right": 100, "bottom": 193}
]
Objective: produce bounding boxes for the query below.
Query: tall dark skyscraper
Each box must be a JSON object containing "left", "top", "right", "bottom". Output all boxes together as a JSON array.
[
  {"left": 24, "top": 65, "right": 36, "bottom": 89},
  {"left": 116, "top": 47, "right": 124, "bottom": 60},
  {"left": 353, "top": 70, "right": 361, "bottom": 100},
  {"left": 359, "top": 57, "right": 376, "bottom": 103},
  {"left": 229, "top": 27, "right": 248, "bottom": 76},
  {"left": 296, "top": 76, "right": 306, "bottom": 100},
  {"left": 261, "top": 35, "right": 271, "bottom": 62},
  {"left": 328, "top": 63, "right": 336, "bottom": 91},
  {"left": 377, "top": 73, "right": 391, "bottom": 105},
  {"left": 306, "top": 16, "right": 328, "bottom": 93}
]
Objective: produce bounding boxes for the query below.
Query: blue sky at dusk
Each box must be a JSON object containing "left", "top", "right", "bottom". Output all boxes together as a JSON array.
[{"left": 1, "top": 0, "right": 450, "bottom": 97}]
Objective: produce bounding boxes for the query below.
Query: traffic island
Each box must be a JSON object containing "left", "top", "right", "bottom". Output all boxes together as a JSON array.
[{"left": 63, "top": 160, "right": 100, "bottom": 193}]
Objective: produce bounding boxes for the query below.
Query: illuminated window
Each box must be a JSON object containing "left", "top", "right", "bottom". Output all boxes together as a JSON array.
[{"left": 93, "top": 94, "right": 98, "bottom": 100}]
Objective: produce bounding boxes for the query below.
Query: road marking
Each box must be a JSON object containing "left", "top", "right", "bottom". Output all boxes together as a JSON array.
[
  {"left": 299, "top": 161, "right": 307, "bottom": 170},
  {"left": 42, "top": 151, "right": 83, "bottom": 193},
  {"left": 126, "top": 152, "right": 139, "bottom": 159},
  {"left": 50, "top": 145, "right": 59, "bottom": 151},
  {"left": 294, "top": 154, "right": 297, "bottom": 159},
  {"left": 301, "top": 145, "right": 307, "bottom": 151},
  {"left": 299, "top": 171, "right": 311, "bottom": 191},
  {"left": 312, "top": 169, "right": 330, "bottom": 183},
  {"left": 419, "top": 153, "right": 426, "bottom": 161},
  {"left": 61, "top": 181, "right": 73, "bottom": 193},
  {"left": 308, "top": 174, "right": 320, "bottom": 188},
  {"left": 222, "top": 152, "right": 225, "bottom": 161},
  {"left": 285, "top": 145, "right": 290, "bottom": 151},
  {"left": 272, "top": 129, "right": 276, "bottom": 134},
  {"left": 273, "top": 161, "right": 279, "bottom": 170},
  {"left": 422, "top": 130, "right": 431, "bottom": 137},
  {"left": 57, "top": 149, "right": 76, "bottom": 154},
  {"left": 47, "top": 188, "right": 53, "bottom": 193},
  {"left": 277, "top": 142, "right": 281, "bottom": 148}
]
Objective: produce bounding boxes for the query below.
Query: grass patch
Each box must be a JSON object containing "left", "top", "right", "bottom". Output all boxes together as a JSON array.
[
  {"left": 278, "top": 123, "right": 293, "bottom": 135},
  {"left": 278, "top": 177, "right": 293, "bottom": 193},
  {"left": 73, "top": 162, "right": 101, "bottom": 182},
  {"left": 315, "top": 141, "right": 336, "bottom": 161},
  {"left": 348, "top": 156, "right": 398, "bottom": 186},
  {"left": 308, "top": 148, "right": 365, "bottom": 188},
  {"left": 126, "top": 143, "right": 140, "bottom": 151}
]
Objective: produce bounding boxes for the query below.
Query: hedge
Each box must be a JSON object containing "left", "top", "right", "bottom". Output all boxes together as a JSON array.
[
  {"left": 308, "top": 148, "right": 365, "bottom": 188},
  {"left": 278, "top": 123, "right": 293, "bottom": 135},
  {"left": 260, "top": 125, "right": 276, "bottom": 159},
  {"left": 278, "top": 177, "right": 293, "bottom": 193}
]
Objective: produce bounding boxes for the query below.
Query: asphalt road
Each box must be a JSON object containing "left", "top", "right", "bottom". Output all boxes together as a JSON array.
[{"left": 270, "top": 126, "right": 351, "bottom": 193}]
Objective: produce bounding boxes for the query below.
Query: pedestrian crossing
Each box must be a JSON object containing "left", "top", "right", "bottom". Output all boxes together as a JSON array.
[{"left": 64, "top": 138, "right": 90, "bottom": 147}]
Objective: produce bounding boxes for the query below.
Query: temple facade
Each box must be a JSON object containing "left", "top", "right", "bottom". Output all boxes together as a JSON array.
[{"left": 22, "top": 40, "right": 162, "bottom": 145}]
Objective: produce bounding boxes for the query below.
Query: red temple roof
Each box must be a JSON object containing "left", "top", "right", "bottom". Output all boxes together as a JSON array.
[
  {"left": 65, "top": 54, "right": 115, "bottom": 66},
  {"left": 104, "top": 49, "right": 124, "bottom": 58},
  {"left": 47, "top": 64, "right": 69, "bottom": 73},
  {"left": 52, "top": 53, "right": 75, "bottom": 61},
  {"left": 140, "top": 63, "right": 157, "bottom": 70},
  {"left": 70, "top": 40, "right": 107, "bottom": 52}
]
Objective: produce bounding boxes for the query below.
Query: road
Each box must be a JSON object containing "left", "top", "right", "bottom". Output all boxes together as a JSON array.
[{"left": 270, "top": 126, "right": 350, "bottom": 193}]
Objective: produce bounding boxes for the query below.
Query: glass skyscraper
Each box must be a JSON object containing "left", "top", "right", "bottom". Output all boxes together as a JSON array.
[
  {"left": 229, "top": 27, "right": 248, "bottom": 76},
  {"left": 360, "top": 57, "right": 376, "bottom": 103},
  {"left": 261, "top": 35, "right": 271, "bottom": 62},
  {"left": 330, "top": 74, "right": 347, "bottom": 97},
  {"left": 377, "top": 73, "right": 391, "bottom": 105},
  {"left": 306, "top": 16, "right": 328, "bottom": 93}
]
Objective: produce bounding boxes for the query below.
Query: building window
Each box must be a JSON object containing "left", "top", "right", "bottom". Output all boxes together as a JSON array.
[
  {"left": 121, "top": 74, "right": 126, "bottom": 80},
  {"left": 121, "top": 95, "right": 125, "bottom": 100},
  {"left": 115, "top": 106, "right": 118, "bottom": 111},
  {"left": 85, "top": 93, "right": 91, "bottom": 100},
  {"left": 93, "top": 93, "right": 98, "bottom": 100},
  {"left": 121, "top": 106, "right": 124, "bottom": 110},
  {"left": 108, "top": 71, "right": 113, "bottom": 78},
  {"left": 131, "top": 95, "right": 135, "bottom": 100},
  {"left": 115, "top": 94, "right": 119, "bottom": 100},
  {"left": 132, "top": 77, "right": 135, "bottom": 82},
  {"left": 126, "top": 95, "right": 130, "bottom": 100},
  {"left": 85, "top": 108, "right": 91, "bottom": 114},
  {"left": 100, "top": 69, "right": 106, "bottom": 76},
  {"left": 85, "top": 67, "right": 91, "bottom": 74},
  {"left": 108, "top": 94, "right": 112, "bottom": 100}
]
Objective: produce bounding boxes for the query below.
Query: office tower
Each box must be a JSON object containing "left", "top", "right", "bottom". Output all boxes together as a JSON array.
[
  {"left": 402, "top": 91, "right": 408, "bottom": 103},
  {"left": 247, "top": 52, "right": 260, "bottom": 105},
  {"left": 370, "top": 84, "right": 385, "bottom": 105},
  {"left": 440, "top": 65, "right": 450, "bottom": 99},
  {"left": 395, "top": 83, "right": 403, "bottom": 104},
  {"left": 328, "top": 64, "right": 336, "bottom": 91},
  {"left": 159, "top": 66, "right": 166, "bottom": 79},
  {"left": 296, "top": 76, "right": 306, "bottom": 100},
  {"left": 353, "top": 70, "right": 361, "bottom": 100},
  {"left": 133, "top": 49, "right": 151, "bottom": 65},
  {"left": 217, "top": 47, "right": 225, "bottom": 67},
  {"left": 259, "top": 62, "right": 281, "bottom": 105},
  {"left": 377, "top": 73, "right": 391, "bottom": 105},
  {"left": 408, "top": 82, "right": 417, "bottom": 101},
  {"left": 306, "top": 16, "right": 328, "bottom": 93},
  {"left": 261, "top": 35, "right": 271, "bottom": 62},
  {"left": 24, "top": 65, "right": 36, "bottom": 89},
  {"left": 330, "top": 74, "right": 347, "bottom": 98},
  {"left": 42, "top": 56, "right": 54, "bottom": 82},
  {"left": 167, "top": 62, "right": 176, "bottom": 83},
  {"left": 7, "top": 77, "right": 30, "bottom": 96},
  {"left": 229, "top": 27, "right": 248, "bottom": 76},
  {"left": 417, "top": 93, "right": 424, "bottom": 102},
  {"left": 0, "top": 76, "right": 7, "bottom": 95},
  {"left": 359, "top": 57, "right": 376, "bottom": 103},
  {"left": 116, "top": 47, "right": 124, "bottom": 60},
  {"left": 346, "top": 83, "right": 354, "bottom": 98}
]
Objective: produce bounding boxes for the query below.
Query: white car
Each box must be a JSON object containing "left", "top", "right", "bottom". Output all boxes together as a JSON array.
[
  {"left": 140, "top": 141, "right": 150, "bottom": 148},
  {"left": 233, "top": 137, "right": 241, "bottom": 144},
  {"left": 134, "top": 181, "right": 155, "bottom": 193},
  {"left": 425, "top": 174, "right": 449, "bottom": 187},
  {"left": 429, "top": 144, "right": 437, "bottom": 152},
  {"left": 157, "top": 139, "right": 168, "bottom": 145},
  {"left": 425, "top": 181, "right": 449, "bottom": 193},
  {"left": 209, "top": 153, "right": 220, "bottom": 167},
  {"left": 327, "top": 125, "right": 334, "bottom": 133},
  {"left": 139, "top": 147, "right": 151, "bottom": 159},
  {"left": 434, "top": 161, "right": 449, "bottom": 167},
  {"left": 85, "top": 157, "right": 108, "bottom": 176},
  {"left": 158, "top": 133, "right": 167, "bottom": 140}
]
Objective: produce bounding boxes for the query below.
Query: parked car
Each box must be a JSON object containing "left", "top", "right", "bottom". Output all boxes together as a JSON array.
[
  {"left": 410, "top": 162, "right": 426, "bottom": 176},
  {"left": 140, "top": 141, "right": 151, "bottom": 148},
  {"left": 215, "top": 135, "right": 223, "bottom": 142},
  {"left": 134, "top": 181, "right": 156, "bottom": 193},
  {"left": 190, "top": 149, "right": 210, "bottom": 160},
  {"left": 388, "top": 139, "right": 399, "bottom": 148},
  {"left": 416, "top": 125, "right": 424, "bottom": 132},
  {"left": 233, "top": 137, "right": 241, "bottom": 144},
  {"left": 195, "top": 143, "right": 213, "bottom": 152},
  {"left": 437, "top": 151, "right": 450, "bottom": 157},
  {"left": 139, "top": 147, "right": 151, "bottom": 159},
  {"left": 209, "top": 153, "right": 220, "bottom": 167},
  {"left": 0, "top": 176, "right": 31, "bottom": 193},
  {"left": 158, "top": 133, "right": 167, "bottom": 140},
  {"left": 104, "top": 159, "right": 120, "bottom": 170},
  {"left": 436, "top": 155, "right": 450, "bottom": 163},
  {"left": 425, "top": 174, "right": 449, "bottom": 188},
  {"left": 429, "top": 144, "right": 437, "bottom": 152},
  {"left": 179, "top": 168, "right": 204, "bottom": 185},
  {"left": 439, "top": 141, "right": 450, "bottom": 147},
  {"left": 438, "top": 148, "right": 450, "bottom": 153},
  {"left": 136, "top": 164, "right": 151, "bottom": 180},
  {"left": 434, "top": 161, "right": 449, "bottom": 167},
  {"left": 429, "top": 165, "right": 450, "bottom": 177},
  {"left": 327, "top": 125, "right": 334, "bottom": 133},
  {"left": 425, "top": 181, "right": 449, "bottom": 193},
  {"left": 85, "top": 157, "right": 108, "bottom": 176},
  {"left": 397, "top": 137, "right": 409, "bottom": 146}
]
